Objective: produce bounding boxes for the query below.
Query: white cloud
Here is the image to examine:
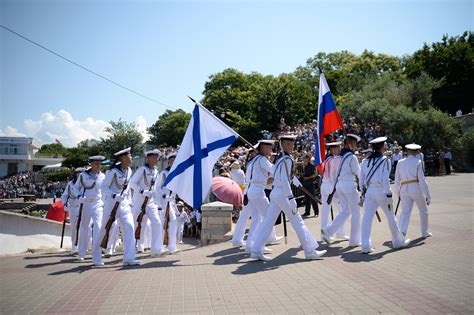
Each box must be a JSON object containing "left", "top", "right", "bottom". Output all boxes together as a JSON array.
[
  {"left": 7, "top": 110, "right": 151, "bottom": 147},
  {"left": 0, "top": 126, "right": 27, "bottom": 137},
  {"left": 21, "top": 109, "right": 111, "bottom": 147}
]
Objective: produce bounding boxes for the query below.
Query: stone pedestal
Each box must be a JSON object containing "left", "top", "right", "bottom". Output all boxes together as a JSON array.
[{"left": 200, "top": 201, "right": 233, "bottom": 245}]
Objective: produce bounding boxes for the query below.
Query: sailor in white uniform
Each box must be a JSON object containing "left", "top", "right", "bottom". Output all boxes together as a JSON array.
[
  {"left": 359, "top": 137, "right": 410, "bottom": 253},
  {"left": 130, "top": 149, "right": 166, "bottom": 257},
  {"left": 61, "top": 167, "right": 85, "bottom": 255},
  {"left": 319, "top": 142, "right": 347, "bottom": 242},
  {"left": 394, "top": 143, "right": 432, "bottom": 238},
  {"left": 321, "top": 134, "right": 361, "bottom": 247},
  {"left": 97, "top": 148, "right": 140, "bottom": 266},
  {"left": 73, "top": 156, "right": 105, "bottom": 263},
  {"left": 251, "top": 135, "right": 327, "bottom": 261},
  {"left": 155, "top": 153, "right": 179, "bottom": 254}
]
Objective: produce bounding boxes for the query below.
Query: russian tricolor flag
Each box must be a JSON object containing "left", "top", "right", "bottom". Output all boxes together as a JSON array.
[{"left": 314, "top": 72, "right": 343, "bottom": 169}]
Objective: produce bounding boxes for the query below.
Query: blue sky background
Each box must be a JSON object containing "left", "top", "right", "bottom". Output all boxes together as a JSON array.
[{"left": 1, "top": 0, "right": 472, "bottom": 146}]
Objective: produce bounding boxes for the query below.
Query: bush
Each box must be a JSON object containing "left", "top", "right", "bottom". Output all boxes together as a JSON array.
[{"left": 46, "top": 169, "right": 73, "bottom": 182}]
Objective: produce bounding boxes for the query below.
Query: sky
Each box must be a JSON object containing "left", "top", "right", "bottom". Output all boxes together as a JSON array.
[{"left": 1, "top": 0, "right": 472, "bottom": 146}]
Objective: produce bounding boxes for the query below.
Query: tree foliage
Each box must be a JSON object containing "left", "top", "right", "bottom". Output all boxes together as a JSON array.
[
  {"left": 404, "top": 31, "right": 474, "bottom": 115},
  {"left": 147, "top": 109, "right": 192, "bottom": 147},
  {"left": 37, "top": 143, "right": 66, "bottom": 157},
  {"left": 100, "top": 119, "right": 144, "bottom": 159}
]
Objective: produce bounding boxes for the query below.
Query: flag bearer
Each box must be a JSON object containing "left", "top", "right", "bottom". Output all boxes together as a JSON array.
[{"left": 321, "top": 134, "right": 362, "bottom": 247}]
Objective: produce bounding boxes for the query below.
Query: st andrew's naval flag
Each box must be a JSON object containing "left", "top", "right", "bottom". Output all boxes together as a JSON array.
[
  {"left": 314, "top": 72, "right": 343, "bottom": 170},
  {"left": 164, "top": 102, "right": 239, "bottom": 209}
]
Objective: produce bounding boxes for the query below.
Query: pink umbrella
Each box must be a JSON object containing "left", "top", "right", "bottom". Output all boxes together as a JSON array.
[{"left": 211, "top": 176, "right": 243, "bottom": 207}]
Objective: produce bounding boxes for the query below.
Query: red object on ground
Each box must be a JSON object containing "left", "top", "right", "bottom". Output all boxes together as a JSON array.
[
  {"left": 46, "top": 200, "right": 67, "bottom": 222},
  {"left": 211, "top": 176, "right": 243, "bottom": 207}
]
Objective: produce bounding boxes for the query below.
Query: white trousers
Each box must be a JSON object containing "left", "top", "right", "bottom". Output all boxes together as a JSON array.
[
  {"left": 164, "top": 202, "right": 178, "bottom": 252},
  {"left": 320, "top": 183, "right": 346, "bottom": 240},
  {"left": 232, "top": 204, "right": 252, "bottom": 244},
  {"left": 177, "top": 222, "right": 185, "bottom": 243},
  {"left": 326, "top": 183, "right": 360, "bottom": 245},
  {"left": 66, "top": 205, "right": 79, "bottom": 252},
  {"left": 245, "top": 187, "right": 277, "bottom": 251},
  {"left": 399, "top": 191, "right": 429, "bottom": 236},
  {"left": 95, "top": 199, "right": 136, "bottom": 263},
  {"left": 77, "top": 201, "right": 103, "bottom": 260},
  {"left": 252, "top": 189, "right": 319, "bottom": 255},
  {"left": 361, "top": 189, "right": 405, "bottom": 251}
]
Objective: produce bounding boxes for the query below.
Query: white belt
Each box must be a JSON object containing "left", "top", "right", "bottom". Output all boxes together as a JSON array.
[
  {"left": 368, "top": 183, "right": 383, "bottom": 188},
  {"left": 82, "top": 197, "right": 99, "bottom": 202},
  {"left": 249, "top": 183, "right": 266, "bottom": 189},
  {"left": 338, "top": 179, "right": 354, "bottom": 182}
]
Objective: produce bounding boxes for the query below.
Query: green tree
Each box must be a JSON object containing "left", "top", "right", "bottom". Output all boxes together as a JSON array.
[
  {"left": 404, "top": 31, "right": 474, "bottom": 115},
  {"left": 148, "top": 109, "right": 192, "bottom": 147},
  {"left": 62, "top": 147, "right": 89, "bottom": 168},
  {"left": 37, "top": 143, "right": 66, "bottom": 157},
  {"left": 100, "top": 119, "right": 144, "bottom": 159}
]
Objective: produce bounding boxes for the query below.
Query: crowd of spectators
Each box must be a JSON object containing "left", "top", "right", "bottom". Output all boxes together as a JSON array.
[{"left": 0, "top": 171, "right": 65, "bottom": 199}]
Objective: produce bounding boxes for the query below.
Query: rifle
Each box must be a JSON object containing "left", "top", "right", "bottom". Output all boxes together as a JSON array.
[
  {"left": 282, "top": 212, "right": 288, "bottom": 245},
  {"left": 395, "top": 197, "right": 401, "bottom": 216},
  {"left": 74, "top": 187, "right": 87, "bottom": 246},
  {"left": 163, "top": 201, "right": 171, "bottom": 246},
  {"left": 330, "top": 205, "right": 334, "bottom": 221},
  {"left": 135, "top": 178, "right": 156, "bottom": 240},
  {"left": 60, "top": 193, "right": 70, "bottom": 248},
  {"left": 101, "top": 181, "right": 128, "bottom": 249}
]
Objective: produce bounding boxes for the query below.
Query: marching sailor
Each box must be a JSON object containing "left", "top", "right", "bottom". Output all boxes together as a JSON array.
[
  {"left": 130, "top": 149, "right": 166, "bottom": 257},
  {"left": 61, "top": 167, "right": 85, "bottom": 255},
  {"left": 231, "top": 148, "right": 257, "bottom": 247},
  {"left": 321, "top": 134, "right": 361, "bottom": 247},
  {"left": 155, "top": 152, "right": 179, "bottom": 254},
  {"left": 320, "top": 141, "right": 347, "bottom": 241},
  {"left": 250, "top": 135, "right": 327, "bottom": 261},
  {"left": 244, "top": 140, "right": 281, "bottom": 254},
  {"left": 97, "top": 148, "right": 140, "bottom": 266},
  {"left": 394, "top": 143, "right": 432, "bottom": 238},
  {"left": 73, "top": 156, "right": 105, "bottom": 263},
  {"left": 359, "top": 137, "right": 410, "bottom": 253}
]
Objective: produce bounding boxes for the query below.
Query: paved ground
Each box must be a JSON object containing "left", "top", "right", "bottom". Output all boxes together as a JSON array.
[{"left": 1, "top": 173, "right": 473, "bottom": 314}]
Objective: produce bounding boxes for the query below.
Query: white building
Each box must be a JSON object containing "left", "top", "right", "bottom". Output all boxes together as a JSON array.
[{"left": 0, "top": 137, "right": 63, "bottom": 178}]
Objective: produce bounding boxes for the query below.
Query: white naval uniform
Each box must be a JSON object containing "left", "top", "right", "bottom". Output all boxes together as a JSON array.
[
  {"left": 129, "top": 164, "right": 164, "bottom": 255},
  {"left": 244, "top": 154, "right": 279, "bottom": 252},
  {"left": 73, "top": 170, "right": 105, "bottom": 260},
  {"left": 394, "top": 156, "right": 432, "bottom": 237},
  {"left": 324, "top": 149, "right": 361, "bottom": 245},
  {"left": 61, "top": 180, "right": 80, "bottom": 252},
  {"left": 229, "top": 168, "right": 246, "bottom": 187},
  {"left": 155, "top": 168, "right": 178, "bottom": 253},
  {"left": 176, "top": 210, "right": 189, "bottom": 244},
  {"left": 251, "top": 152, "right": 320, "bottom": 255},
  {"left": 360, "top": 153, "right": 405, "bottom": 251},
  {"left": 320, "top": 156, "right": 346, "bottom": 240},
  {"left": 96, "top": 166, "right": 136, "bottom": 264}
]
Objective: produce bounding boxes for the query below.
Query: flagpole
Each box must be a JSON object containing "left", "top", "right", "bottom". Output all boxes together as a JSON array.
[{"left": 187, "top": 96, "right": 255, "bottom": 149}]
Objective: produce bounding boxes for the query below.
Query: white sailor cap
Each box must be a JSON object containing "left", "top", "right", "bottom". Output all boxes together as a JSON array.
[
  {"left": 74, "top": 167, "right": 86, "bottom": 172},
  {"left": 145, "top": 149, "right": 160, "bottom": 156},
  {"left": 255, "top": 139, "right": 274, "bottom": 150},
  {"left": 89, "top": 155, "right": 105, "bottom": 161},
  {"left": 114, "top": 147, "right": 131, "bottom": 157},
  {"left": 166, "top": 152, "right": 177, "bottom": 159},
  {"left": 360, "top": 148, "right": 373, "bottom": 154},
  {"left": 279, "top": 134, "right": 297, "bottom": 141},
  {"left": 405, "top": 143, "right": 421, "bottom": 150},
  {"left": 369, "top": 137, "right": 387, "bottom": 144},
  {"left": 326, "top": 141, "right": 342, "bottom": 147},
  {"left": 346, "top": 134, "right": 361, "bottom": 142}
]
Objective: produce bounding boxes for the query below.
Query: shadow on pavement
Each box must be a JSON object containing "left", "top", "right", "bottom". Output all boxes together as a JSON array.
[
  {"left": 231, "top": 248, "right": 317, "bottom": 275},
  {"left": 207, "top": 247, "right": 242, "bottom": 258},
  {"left": 23, "top": 253, "right": 73, "bottom": 260},
  {"left": 119, "top": 259, "right": 180, "bottom": 270},
  {"left": 341, "top": 237, "right": 425, "bottom": 263},
  {"left": 25, "top": 258, "right": 78, "bottom": 268},
  {"left": 48, "top": 264, "right": 93, "bottom": 275}
]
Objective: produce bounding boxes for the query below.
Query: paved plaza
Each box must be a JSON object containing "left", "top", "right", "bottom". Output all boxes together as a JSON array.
[{"left": 1, "top": 173, "right": 473, "bottom": 314}]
